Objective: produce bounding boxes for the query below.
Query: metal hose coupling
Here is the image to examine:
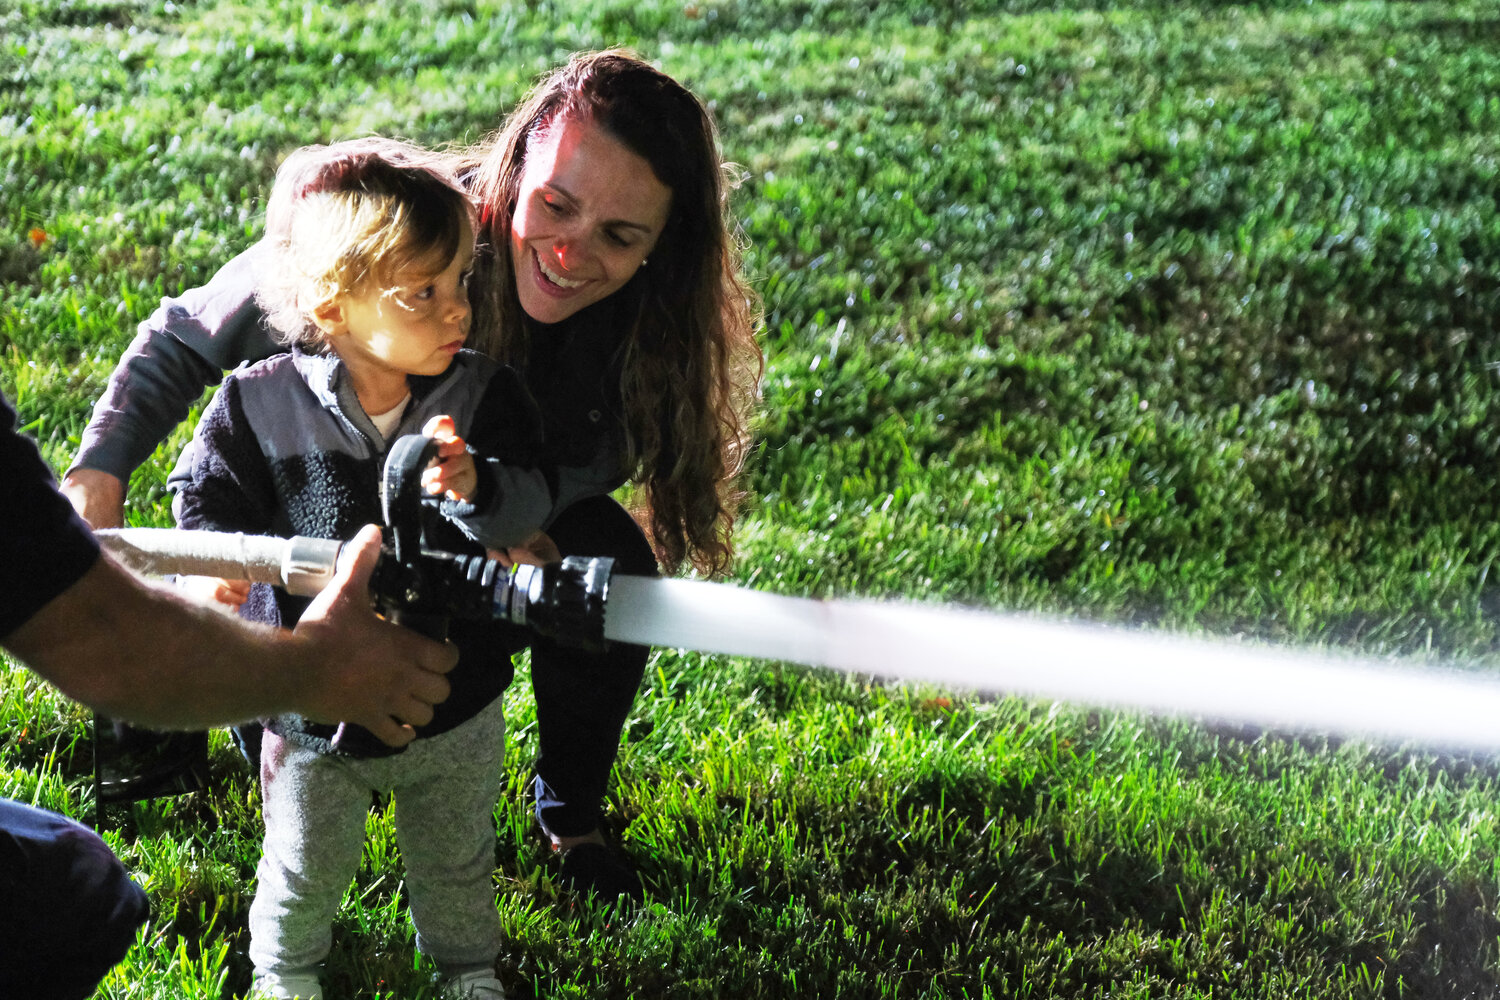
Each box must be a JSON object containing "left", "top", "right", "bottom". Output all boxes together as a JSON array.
[{"left": 497, "top": 555, "right": 615, "bottom": 652}]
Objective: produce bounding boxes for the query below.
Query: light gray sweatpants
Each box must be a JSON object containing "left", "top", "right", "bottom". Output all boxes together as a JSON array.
[{"left": 248, "top": 696, "right": 506, "bottom": 991}]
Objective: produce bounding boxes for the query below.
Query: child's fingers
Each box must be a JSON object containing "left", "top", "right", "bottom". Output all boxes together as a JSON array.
[
  {"left": 423, "top": 415, "right": 469, "bottom": 452},
  {"left": 421, "top": 454, "right": 476, "bottom": 500},
  {"left": 422, "top": 413, "right": 457, "bottom": 441},
  {"left": 421, "top": 415, "right": 468, "bottom": 469},
  {"left": 419, "top": 414, "right": 469, "bottom": 496},
  {"left": 421, "top": 457, "right": 461, "bottom": 490},
  {"left": 178, "top": 575, "right": 248, "bottom": 612},
  {"left": 217, "top": 579, "right": 251, "bottom": 606}
]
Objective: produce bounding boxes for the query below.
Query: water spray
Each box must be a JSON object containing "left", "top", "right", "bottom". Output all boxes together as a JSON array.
[{"left": 94, "top": 433, "right": 1500, "bottom": 756}]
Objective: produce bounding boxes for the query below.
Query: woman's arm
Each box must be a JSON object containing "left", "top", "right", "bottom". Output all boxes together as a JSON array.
[{"left": 62, "top": 243, "right": 283, "bottom": 526}]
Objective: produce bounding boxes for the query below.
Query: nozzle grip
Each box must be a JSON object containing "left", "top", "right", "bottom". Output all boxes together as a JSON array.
[{"left": 381, "top": 433, "right": 442, "bottom": 568}]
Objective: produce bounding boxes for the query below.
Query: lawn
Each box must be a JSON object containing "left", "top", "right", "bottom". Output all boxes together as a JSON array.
[{"left": 5, "top": 1, "right": 1500, "bottom": 997}]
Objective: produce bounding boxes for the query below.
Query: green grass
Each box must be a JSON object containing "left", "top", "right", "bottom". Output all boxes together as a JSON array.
[{"left": 7, "top": 1, "right": 1500, "bottom": 997}]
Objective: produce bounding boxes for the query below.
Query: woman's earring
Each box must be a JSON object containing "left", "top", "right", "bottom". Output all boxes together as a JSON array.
[{"left": 640, "top": 257, "right": 649, "bottom": 268}]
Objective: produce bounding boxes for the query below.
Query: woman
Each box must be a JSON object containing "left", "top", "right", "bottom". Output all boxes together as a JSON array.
[{"left": 62, "top": 49, "right": 763, "bottom": 900}]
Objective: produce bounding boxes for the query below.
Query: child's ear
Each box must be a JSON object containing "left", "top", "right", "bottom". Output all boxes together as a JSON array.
[{"left": 311, "top": 298, "right": 346, "bottom": 337}]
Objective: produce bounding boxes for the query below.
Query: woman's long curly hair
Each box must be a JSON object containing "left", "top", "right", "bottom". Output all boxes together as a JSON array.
[{"left": 463, "top": 50, "right": 763, "bottom": 577}]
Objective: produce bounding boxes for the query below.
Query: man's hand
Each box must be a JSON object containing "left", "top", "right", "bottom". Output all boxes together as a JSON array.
[
  {"left": 60, "top": 468, "right": 125, "bottom": 530},
  {"left": 292, "top": 524, "right": 457, "bottom": 747}
]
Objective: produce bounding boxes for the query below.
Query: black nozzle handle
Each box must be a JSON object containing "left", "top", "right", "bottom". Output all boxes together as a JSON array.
[{"left": 382, "top": 433, "right": 441, "bottom": 567}]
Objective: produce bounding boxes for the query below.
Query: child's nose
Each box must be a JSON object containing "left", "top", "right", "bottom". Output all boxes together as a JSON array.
[{"left": 448, "top": 293, "right": 470, "bottom": 324}]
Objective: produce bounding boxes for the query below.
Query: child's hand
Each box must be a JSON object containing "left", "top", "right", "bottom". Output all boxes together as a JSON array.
[
  {"left": 487, "top": 530, "right": 562, "bottom": 568},
  {"left": 421, "top": 414, "right": 477, "bottom": 501},
  {"left": 177, "top": 575, "right": 250, "bottom": 613}
]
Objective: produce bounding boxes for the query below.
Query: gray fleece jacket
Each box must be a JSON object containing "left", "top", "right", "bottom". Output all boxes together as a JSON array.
[{"left": 168, "top": 347, "right": 534, "bottom": 756}]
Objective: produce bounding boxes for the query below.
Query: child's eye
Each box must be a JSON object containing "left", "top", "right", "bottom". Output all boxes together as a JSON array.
[{"left": 413, "top": 284, "right": 436, "bottom": 301}]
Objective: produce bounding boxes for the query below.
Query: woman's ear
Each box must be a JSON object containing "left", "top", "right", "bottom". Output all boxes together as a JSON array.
[{"left": 311, "top": 298, "right": 346, "bottom": 337}]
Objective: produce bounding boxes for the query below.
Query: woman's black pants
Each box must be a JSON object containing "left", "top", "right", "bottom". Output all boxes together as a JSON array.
[{"left": 515, "top": 494, "right": 657, "bottom": 838}]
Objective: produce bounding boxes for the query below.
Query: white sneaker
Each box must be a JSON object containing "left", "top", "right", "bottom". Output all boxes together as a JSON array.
[
  {"left": 439, "top": 969, "right": 508, "bottom": 999},
  {"left": 250, "top": 969, "right": 324, "bottom": 1000}
]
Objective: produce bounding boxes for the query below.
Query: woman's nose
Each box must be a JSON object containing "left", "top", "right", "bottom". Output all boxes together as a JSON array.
[{"left": 553, "top": 230, "right": 589, "bottom": 270}]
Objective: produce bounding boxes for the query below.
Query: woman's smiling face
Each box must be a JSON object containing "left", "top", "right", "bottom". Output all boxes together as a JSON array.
[{"left": 509, "top": 115, "right": 673, "bottom": 325}]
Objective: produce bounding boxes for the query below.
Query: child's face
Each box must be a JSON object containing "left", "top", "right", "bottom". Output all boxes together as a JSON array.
[{"left": 332, "top": 218, "right": 476, "bottom": 385}]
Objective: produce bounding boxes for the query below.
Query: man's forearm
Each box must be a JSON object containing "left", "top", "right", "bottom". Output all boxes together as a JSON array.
[
  {"left": 4, "top": 525, "right": 456, "bottom": 746},
  {"left": 4, "top": 554, "right": 307, "bottom": 728}
]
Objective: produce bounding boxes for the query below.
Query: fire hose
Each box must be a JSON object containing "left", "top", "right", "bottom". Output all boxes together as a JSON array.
[{"left": 90, "top": 434, "right": 1500, "bottom": 759}]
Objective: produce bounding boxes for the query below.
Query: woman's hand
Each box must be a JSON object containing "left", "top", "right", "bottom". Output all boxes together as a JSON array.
[
  {"left": 420, "top": 414, "right": 477, "bottom": 501},
  {"left": 60, "top": 467, "right": 126, "bottom": 530},
  {"left": 488, "top": 529, "right": 562, "bottom": 568}
]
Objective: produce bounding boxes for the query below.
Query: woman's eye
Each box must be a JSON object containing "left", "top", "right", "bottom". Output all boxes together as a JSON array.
[{"left": 605, "top": 230, "right": 632, "bottom": 248}]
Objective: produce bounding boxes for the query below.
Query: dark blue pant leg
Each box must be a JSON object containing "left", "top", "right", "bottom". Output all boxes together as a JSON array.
[
  {"left": 530, "top": 495, "right": 657, "bottom": 837},
  {"left": 0, "top": 797, "right": 149, "bottom": 999}
]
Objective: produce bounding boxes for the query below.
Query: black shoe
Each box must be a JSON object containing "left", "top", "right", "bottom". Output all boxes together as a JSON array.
[
  {"left": 232, "top": 722, "right": 264, "bottom": 772},
  {"left": 94, "top": 717, "right": 209, "bottom": 805},
  {"left": 557, "top": 842, "right": 644, "bottom": 903}
]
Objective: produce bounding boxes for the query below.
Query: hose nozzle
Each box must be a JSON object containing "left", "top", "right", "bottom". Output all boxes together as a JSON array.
[
  {"left": 497, "top": 556, "right": 614, "bottom": 650},
  {"left": 367, "top": 548, "right": 615, "bottom": 651}
]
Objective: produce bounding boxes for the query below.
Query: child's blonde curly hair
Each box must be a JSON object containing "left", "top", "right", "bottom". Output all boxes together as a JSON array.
[{"left": 257, "top": 136, "right": 475, "bottom": 348}]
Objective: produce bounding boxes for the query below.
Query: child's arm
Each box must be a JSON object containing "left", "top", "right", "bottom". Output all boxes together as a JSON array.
[
  {"left": 422, "top": 409, "right": 586, "bottom": 553},
  {"left": 168, "top": 377, "right": 281, "bottom": 611},
  {"left": 419, "top": 415, "right": 559, "bottom": 565},
  {"left": 431, "top": 365, "right": 630, "bottom": 552},
  {"left": 421, "top": 412, "right": 562, "bottom": 566}
]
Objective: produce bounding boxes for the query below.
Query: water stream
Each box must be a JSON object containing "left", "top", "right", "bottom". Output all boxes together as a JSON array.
[{"left": 606, "top": 574, "right": 1500, "bottom": 753}]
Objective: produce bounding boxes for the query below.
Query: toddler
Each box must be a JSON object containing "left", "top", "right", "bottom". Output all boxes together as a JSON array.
[{"left": 170, "top": 137, "right": 531, "bottom": 1000}]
